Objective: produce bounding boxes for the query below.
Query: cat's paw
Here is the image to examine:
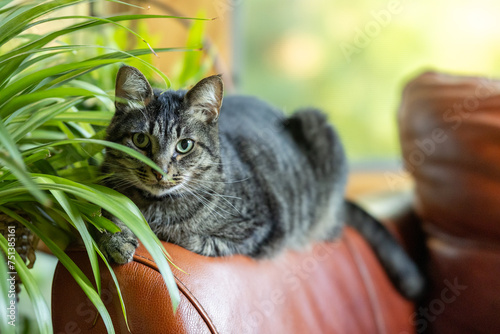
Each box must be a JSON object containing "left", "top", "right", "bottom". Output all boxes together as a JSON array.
[{"left": 100, "top": 232, "right": 139, "bottom": 264}]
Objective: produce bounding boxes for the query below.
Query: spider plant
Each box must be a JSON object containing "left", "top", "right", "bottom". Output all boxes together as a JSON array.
[{"left": 0, "top": 1, "right": 206, "bottom": 333}]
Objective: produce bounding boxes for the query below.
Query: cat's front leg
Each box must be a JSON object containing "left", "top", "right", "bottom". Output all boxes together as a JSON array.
[{"left": 98, "top": 219, "right": 138, "bottom": 264}]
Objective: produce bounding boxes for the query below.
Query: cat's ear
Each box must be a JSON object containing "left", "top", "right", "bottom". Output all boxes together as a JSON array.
[
  {"left": 184, "top": 75, "right": 223, "bottom": 123},
  {"left": 115, "top": 65, "right": 153, "bottom": 112}
]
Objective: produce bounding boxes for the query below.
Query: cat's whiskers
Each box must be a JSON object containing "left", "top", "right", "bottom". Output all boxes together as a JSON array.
[
  {"left": 182, "top": 189, "right": 223, "bottom": 221},
  {"left": 190, "top": 184, "right": 242, "bottom": 216},
  {"left": 186, "top": 184, "right": 235, "bottom": 217},
  {"left": 180, "top": 183, "right": 227, "bottom": 219}
]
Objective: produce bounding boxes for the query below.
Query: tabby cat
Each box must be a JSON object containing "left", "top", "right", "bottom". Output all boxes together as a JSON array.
[{"left": 99, "top": 66, "right": 424, "bottom": 300}]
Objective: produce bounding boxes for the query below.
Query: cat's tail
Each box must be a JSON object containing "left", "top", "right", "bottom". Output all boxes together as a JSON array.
[{"left": 344, "top": 200, "right": 426, "bottom": 301}]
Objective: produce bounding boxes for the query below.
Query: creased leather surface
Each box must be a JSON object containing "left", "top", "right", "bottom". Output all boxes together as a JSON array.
[
  {"left": 398, "top": 72, "right": 500, "bottom": 334},
  {"left": 52, "top": 227, "right": 415, "bottom": 333}
]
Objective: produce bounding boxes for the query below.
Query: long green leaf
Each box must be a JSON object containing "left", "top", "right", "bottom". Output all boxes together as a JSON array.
[
  {"left": 27, "top": 13, "right": 208, "bottom": 36},
  {"left": 0, "top": 243, "right": 15, "bottom": 334},
  {"left": 0, "top": 44, "right": 193, "bottom": 67},
  {"left": 57, "top": 166, "right": 103, "bottom": 184},
  {"left": 69, "top": 79, "right": 114, "bottom": 108},
  {"left": 42, "top": 46, "right": 195, "bottom": 90},
  {"left": 0, "top": 45, "right": 193, "bottom": 93},
  {"left": 9, "top": 98, "right": 81, "bottom": 143},
  {"left": 93, "top": 240, "right": 131, "bottom": 332},
  {"left": 17, "top": 129, "right": 67, "bottom": 142},
  {"left": 0, "top": 149, "right": 50, "bottom": 181},
  {"left": 0, "top": 45, "right": 88, "bottom": 66},
  {"left": 0, "top": 0, "right": 84, "bottom": 46},
  {"left": 0, "top": 0, "right": 15, "bottom": 11},
  {"left": 0, "top": 151, "right": 50, "bottom": 206},
  {"left": 0, "top": 118, "right": 23, "bottom": 165},
  {"left": 43, "top": 178, "right": 102, "bottom": 297},
  {"left": 33, "top": 14, "right": 161, "bottom": 56},
  {"left": 0, "top": 59, "right": 121, "bottom": 107},
  {"left": 0, "top": 50, "right": 69, "bottom": 88},
  {"left": 1, "top": 88, "right": 102, "bottom": 119},
  {"left": 31, "top": 111, "right": 113, "bottom": 125},
  {"left": 0, "top": 207, "right": 116, "bottom": 333},
  {"left": 2, "top": 98, "right": 56, "bottom": 124},
  {"left": 0, "top": 233, "right": 51, "bottom": 334},
  {"left": 83, "top": 214, "right": 121, "bottom": 233}
]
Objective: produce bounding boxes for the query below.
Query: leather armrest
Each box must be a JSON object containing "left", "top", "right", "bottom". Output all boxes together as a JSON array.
[{"left": 52, "top": 228, "right": 417, "bottom": 333}]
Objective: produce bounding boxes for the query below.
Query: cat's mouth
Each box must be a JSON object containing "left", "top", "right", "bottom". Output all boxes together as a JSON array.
[{"left": 135, "top": 173, "right": 188, "bottom": 197}]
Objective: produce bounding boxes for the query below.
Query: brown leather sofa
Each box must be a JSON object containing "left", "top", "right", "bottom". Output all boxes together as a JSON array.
[{"left": 51, "top": 72, "right": 500, "bottom": 333}]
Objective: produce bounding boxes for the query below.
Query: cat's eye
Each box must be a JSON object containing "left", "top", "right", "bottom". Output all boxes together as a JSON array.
[
  {"left": 176, "top": 139, "right": 194, "bottom": 154},
  {"left": 132, "top": 133, "right": 150, "bottom": 149}
]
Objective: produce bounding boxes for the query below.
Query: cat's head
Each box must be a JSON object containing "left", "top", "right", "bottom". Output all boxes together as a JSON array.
[{"left": 104, "top": 65, "right": 224, "bottom": 198}]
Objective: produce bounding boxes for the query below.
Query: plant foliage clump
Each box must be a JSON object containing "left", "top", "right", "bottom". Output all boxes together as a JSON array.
[{"left": 0, "top": 1, "right": 205, "bottom": 333}]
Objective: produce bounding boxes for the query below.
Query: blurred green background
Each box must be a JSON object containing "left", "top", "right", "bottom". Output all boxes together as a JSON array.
[{"left": 238, "top": 0, "right": 500, "bottom": 163}]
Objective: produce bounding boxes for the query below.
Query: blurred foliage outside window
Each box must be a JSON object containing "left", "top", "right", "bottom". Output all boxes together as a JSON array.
[{"left": 239, "top": 0, "right": 500, "bottom": 163}]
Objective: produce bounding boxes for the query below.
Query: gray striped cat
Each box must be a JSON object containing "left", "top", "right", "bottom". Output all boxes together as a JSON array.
[{"left": 99, "top": 66, "right": 424, "bottom": 300}]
